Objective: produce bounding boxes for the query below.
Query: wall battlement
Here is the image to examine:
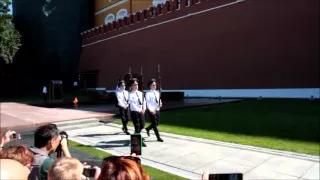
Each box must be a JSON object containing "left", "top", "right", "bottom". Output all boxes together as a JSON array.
[{"left": 81, "top": 0, "right": 239, "bottom": 46}]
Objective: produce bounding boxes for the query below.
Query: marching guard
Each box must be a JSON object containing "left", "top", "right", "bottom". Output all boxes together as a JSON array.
[
  {"left": 145, "top": 79, "right": 163, "bottom": 142},
  {"left": 116, "top": 80, "right": 130, "bottom": 135},
  {"left": 128, "top": 78, "right": 147, "bottom": 147}
]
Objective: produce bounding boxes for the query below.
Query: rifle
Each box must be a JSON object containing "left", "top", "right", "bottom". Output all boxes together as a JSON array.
[
  {"left": 140, "top": 66, "right": 144, "bottom": 92},
  {"left": 157, "top": 64, "right": 162, "bottom": 105},
  {"left": 140, "top": 66, "right": 145, "bottom": 108},
  {"left": 123, "top": 65, "right": 132, "bottom": 91}
]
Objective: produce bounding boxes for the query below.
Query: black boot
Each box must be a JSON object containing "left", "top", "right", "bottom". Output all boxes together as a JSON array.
[
  {"left": 122, "top": 126, "right": 130, "bottom": 135},
  {"left": 146, "top": 128, "right": 150, "bottom": 137},
  {"left": 142, "top": 141, "right": 147, "bottom": 147},
  {"left": 154, "top": 127, "right": 163, "bottom": 142},
  {"left": 146, "top": 124, "right": 153, "bottom": 137}
]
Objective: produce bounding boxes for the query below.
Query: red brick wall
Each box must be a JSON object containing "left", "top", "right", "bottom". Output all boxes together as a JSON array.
[{"left": 79, "top": 0, "right": 319, "bottom": 90}]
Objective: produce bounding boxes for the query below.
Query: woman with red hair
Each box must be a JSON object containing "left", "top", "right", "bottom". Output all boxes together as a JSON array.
[
  {"left": 98, "top": 156, "right": 150, "bottom": 180},
  {"left": 0, "top": 145, "right": 34, "bottom": 169}
]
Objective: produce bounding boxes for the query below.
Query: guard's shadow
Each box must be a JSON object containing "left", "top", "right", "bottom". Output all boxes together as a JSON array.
[
  {"left": 79, "top": 140, "right": 131, "bottom": 149},
  {"left": 77, "top": 133, "right": 122, "bottom": 137},
  {"left": 143, "top": 140, "right": 160, "bottom": 143}
]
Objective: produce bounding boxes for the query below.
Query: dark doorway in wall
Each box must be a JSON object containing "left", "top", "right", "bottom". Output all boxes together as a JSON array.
[{"left": 79, "top": 70, "right": 99, "bottom": 89}]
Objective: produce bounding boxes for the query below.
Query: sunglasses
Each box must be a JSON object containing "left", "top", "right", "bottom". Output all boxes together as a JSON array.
[{"left": 103, "top": 156, "right": 141, "bottom": 164}]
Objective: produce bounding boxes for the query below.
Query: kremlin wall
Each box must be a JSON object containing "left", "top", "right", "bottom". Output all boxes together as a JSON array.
[{"left": 78, "top": 0, "right": 319, "bottom": 98}]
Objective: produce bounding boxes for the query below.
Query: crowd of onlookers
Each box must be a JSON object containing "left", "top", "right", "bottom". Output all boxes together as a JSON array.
[
  {"left": 0, "top": 124, "right": 151, "bottom": 180},
  {"left": 1, "top": 124, "right": 209, "bottom": 180}
]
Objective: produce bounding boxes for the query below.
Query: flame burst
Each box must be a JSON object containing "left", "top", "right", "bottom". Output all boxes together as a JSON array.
[{"left": 73, "top": 97, "right": 78, "bottom": 108}]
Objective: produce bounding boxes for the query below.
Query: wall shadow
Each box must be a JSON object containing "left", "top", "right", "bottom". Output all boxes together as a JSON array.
[
  {"left": 77, "top": 133, "right": 122, "bottom": 137},
  {"left": 78, "top": 140, "right": 130, "bottom": 149}
]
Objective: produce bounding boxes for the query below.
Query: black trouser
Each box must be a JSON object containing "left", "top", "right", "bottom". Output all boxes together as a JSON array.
[
  {"left": 130, "top": 111, "right": 145, "bottom": 133},
  {"left": 43, "top": 93, "right": 47, "bottom": 102},
  {"left": 146, "top": 111, "right": 161, "bottom": 139},
  {"left": 119, "top": 107, "right": 129, "bottom": 131}
]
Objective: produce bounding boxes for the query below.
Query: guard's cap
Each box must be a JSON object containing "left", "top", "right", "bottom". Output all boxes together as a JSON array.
[
  {"left": 131, "top": 78, "right": 139, "bottom": 86},
  {"left": 117, "top": 80, "right": 126, "bottom": 87},
  {"left": 148, "top": 79, "right": 157, "bottom": 86}
]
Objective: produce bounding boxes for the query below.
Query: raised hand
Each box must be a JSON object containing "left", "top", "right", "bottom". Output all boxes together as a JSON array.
[{"left": 1, "top": 130, "right": 17, "bottom": 147}]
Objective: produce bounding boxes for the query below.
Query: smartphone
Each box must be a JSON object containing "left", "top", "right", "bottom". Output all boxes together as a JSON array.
[
  {"left": 209, "top": 173, "right": 243, "bottom": 180},
  {"left": 131, "top": 134, "right": 142, "bottom": 155},
  {"left": 83, "top": 168, "right": 96, "bottom": 177},
  {"left": 12, "top": 133, "right": 21, "bottom": 139}
]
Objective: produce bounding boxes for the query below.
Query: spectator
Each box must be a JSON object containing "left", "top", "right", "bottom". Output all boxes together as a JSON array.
[
  {"left": 29, "top": 124, "right": 72, "bottom": 180},
  {"left": 0, "top": 159, "right": 30, "bottom": 180},
  {"left": 0, "top": 145, "right": 34, "bottom": 169},
  {"left": 48, "top": 157, "right": 101, "bottom": 180},
  {"left": 0, "top": 130, "right": 17, "bottom": 152},
  {"left": 43, "top": 85, "right": 47, "bottom": 102},
  {"left": 73, "top": 81, "right": 78, "bottom": 90},
  {"left": 98, "top": 156, "right": 150, "bottom": 180}
]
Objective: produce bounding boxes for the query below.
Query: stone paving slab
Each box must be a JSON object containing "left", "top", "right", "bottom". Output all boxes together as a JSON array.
[
  {"left": 65, "top": 124, "right": 320, "bottom": 180},
  {"left": 0, "top": 102, "right": 113, "bottom": 129}
]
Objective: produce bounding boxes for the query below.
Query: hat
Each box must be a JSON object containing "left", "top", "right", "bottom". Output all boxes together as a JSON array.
[
  {"left": 131, "top": 78, "right": 139, "bottom": 86},
  {"left": 117, "top": 80, "right": 126, "bottom": 87},
  {"left": 148, "top": 79, "right": 156, "bottom": 86}
]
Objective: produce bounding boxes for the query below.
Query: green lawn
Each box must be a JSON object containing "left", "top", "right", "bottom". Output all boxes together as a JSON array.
[
  {"left": 115, "top": 99, "right": 320, "bottom": 155},
  {"left": 69, "top": 140, "right": 187, "bottom": 180}
]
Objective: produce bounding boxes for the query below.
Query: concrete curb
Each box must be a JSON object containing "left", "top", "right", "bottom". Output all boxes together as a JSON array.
[
  {"left": 69, "top": 137, "right": 202, "bottom": 180},
  {"left": 106, "top": 123, "right": 320, "bottom": 162}
]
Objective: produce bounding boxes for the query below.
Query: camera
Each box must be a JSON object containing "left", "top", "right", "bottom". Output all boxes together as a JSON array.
[
  {"left": 56, "top": 131, "right": 68, "bottom": 157},
  {"left": 12, "top": 133, "right": 21, "bottom": 139},
  {"left": 131, "top": 134, "right": 142, "bottom": 155},
  {"left": 209, "top": 173, "right": 243, "bottom": 180},
  {"left": 83, "top": 167, "right": 96, "bottom": 177}
]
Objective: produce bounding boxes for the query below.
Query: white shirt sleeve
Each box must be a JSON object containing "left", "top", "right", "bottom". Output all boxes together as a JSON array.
[
  {"left": 146, "top": 92, "right": 151, "bottom": 111},
  {"left": 116, "top": 92, "right": 126, "bottom": 108}
]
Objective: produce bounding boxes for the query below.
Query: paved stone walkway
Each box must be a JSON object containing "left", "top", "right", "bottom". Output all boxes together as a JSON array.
[
  {"left": 0, "top": 102, "right": 112, "bottom": 129},
  {"left": 65, "top": 123, "right": 320, "bottom": 180},
  {"left": 0, "top": 99, "right": 240, "bottom": 129}
]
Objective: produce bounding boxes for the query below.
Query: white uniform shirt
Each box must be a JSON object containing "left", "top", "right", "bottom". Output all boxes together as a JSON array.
[
  {"left": 42, "top": 86, "right": 47, "bottom": 94},
  {"left": 73, "top": 81, "right": 78, "bottom": 87},
  {"left": 146, "top": 90, "right": 160, "bottom": 112},
  {"left": 129, "top": 90, "right": 146, "bottom": 112},
  {"left": 116, "top": 90, "right": 129, "bottom": 108}
]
